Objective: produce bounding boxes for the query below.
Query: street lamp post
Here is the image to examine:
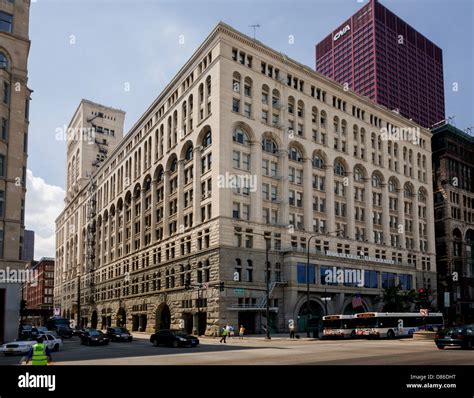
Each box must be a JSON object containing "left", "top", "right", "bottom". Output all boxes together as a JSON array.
[{"left": 305, "top": 229, "right": 343, "bottom": 337}]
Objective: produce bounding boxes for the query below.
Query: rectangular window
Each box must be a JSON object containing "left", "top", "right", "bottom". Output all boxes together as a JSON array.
[
  {"left": 297, "top": 263, "right": 316, "bottom": 284},
  {"left": 233, "top": 150, "right": 240, "bottom": 169},
  {"left": 232, "top": 98, "right": 240, "bottom": 113},
  {"left": 242, "top": 153, "right": 250, "bottom": 171},
  {"left": 3, "top": 81, "right": 9, "bottom": 104},
  {"left": 0, "top": 191, "right": 4, "bottom": 218},
  {"left": 244, "top": 103, "right": 251, "bottom": 118},
  {"left": 1, "top": 118, "right": 7, "bottom": 140},
  {"left": 0, "top": 155, "right": 5, "bottom": 177},
  {"left": 0, "top": 12, "right": 13, "bottom": 33}
]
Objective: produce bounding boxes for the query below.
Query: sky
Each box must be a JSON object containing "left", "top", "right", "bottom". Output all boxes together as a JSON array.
[{"left": 24, "top": 0, "right": 474, "bottom": 258}]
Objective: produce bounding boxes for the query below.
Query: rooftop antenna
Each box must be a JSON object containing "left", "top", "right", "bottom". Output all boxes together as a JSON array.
[
  {"left": 249, "top": 24, "right": 261, "bottom": 40},
  {"left": 447, "top": 115, "right": 456, "bottom": 126}
]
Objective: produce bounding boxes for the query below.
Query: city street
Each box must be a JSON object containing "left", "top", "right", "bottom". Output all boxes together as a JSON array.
[{"left": 1, "top": 334, "right": 473, "bottom": 366}]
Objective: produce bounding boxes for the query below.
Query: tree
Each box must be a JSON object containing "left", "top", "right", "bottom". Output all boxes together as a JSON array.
[{"left": 375, "top": 285, "right": 418, "bottom": 312}]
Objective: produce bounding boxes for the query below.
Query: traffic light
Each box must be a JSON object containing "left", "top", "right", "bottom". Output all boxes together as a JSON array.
[
  {"left": 418, "top": 289, "right": 429, "bottom": 302},
  {"left": 20, "top": 299, "right": 27, "bottom": 311},
  {"left": 219, "top": 282, "right": 225, "bottom": 292}
]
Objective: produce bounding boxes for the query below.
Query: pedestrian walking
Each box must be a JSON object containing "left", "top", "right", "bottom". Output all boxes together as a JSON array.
[
  {"left": 289, "top": 322, "right": 296, "bottom": 339},
  {"left": 25, "top": 336, "right": 52, "bottom": 366},
  {"left": 219, "top": 326, "right": 228, "bottom": 343},
  {"left": 239, "top": 325, "right": 245, "bottom": 340}
]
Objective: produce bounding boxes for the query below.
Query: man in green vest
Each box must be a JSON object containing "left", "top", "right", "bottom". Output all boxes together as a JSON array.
[{"left": 25, "top": 336, "right": 52, "bottom": 365}]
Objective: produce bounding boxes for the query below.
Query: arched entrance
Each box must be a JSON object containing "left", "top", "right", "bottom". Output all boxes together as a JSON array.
[
  {"left": 91, "top": 311, "right": 98, "bottom": 329},
  {"left": 117, "top": 307, "right": 126, "bottom": 327},
  {"left": 297, "top": 300, "right": 324, "bottom": 337},
  {"left": 155, "top": 303, "right": 171, "bottom": 331}
]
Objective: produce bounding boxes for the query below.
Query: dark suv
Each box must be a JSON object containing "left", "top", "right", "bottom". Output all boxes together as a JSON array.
[{"left": 45, "top": 317, "right": 73, "bottom": 338}]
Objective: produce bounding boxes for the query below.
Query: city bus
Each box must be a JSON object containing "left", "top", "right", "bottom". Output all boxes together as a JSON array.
[
  {"left": 322, "top": 315, "right": 357, "bottom": 339},
  {"left": 354, "top": 312, "right": 444, "bottom": 339}
]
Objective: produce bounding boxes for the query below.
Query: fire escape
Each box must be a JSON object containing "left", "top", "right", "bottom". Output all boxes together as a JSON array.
[{"left": 85, "top": 179, "right": 97, "bottom": 306}]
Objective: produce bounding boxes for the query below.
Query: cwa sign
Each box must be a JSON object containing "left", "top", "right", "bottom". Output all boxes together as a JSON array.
[{"left": 334, "top": 24, "right": 351, "bottom": 41}]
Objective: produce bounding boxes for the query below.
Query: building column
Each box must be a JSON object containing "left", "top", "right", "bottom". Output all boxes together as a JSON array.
[
  {"left": 140, "top": 188, "right": 146, "bottom": 248},
  {"left": 130, "top": 194, "right": 137, "bottom": 251},
  {"left": 364, "top": 178, "right": 374, "bottom": 243},
  {"left": 163, "top": 171, "right": 170, "bottom": 238},
  {"left": 397, "top": 188, "right": 406, "bottom": 249},
  {"left": 412, "top": 189, "right": 420, "bottom": 251},
  {"left": 279, "top": 150, "right": 289, "bottom": 226},
  {"left": 325, "top": 164, "right": 335, "bottom": 233},
  {"left": 345, "top": 171, "right": 355, "bottom": 239},
  {"left": 151, "top": 179, "right": 158, "bottom": 244},
  {"left": 193, "top": 146, "right": 202, "bottom": 226},
  {"left": 177, "top": 160, "right": 185, "bottom": 228},
  {"left": 303, "top": 157, "right": 313, "bottom": 231},
  {"left": 381, "top": 182, "right": 390, "bottom": 245},
  {"left": 121, "top": 204, "right": 127, "bottom": 256},
  {"left": 250, "top": 141, "right": 263, "bottom": 224},
  {"left": 425, "top": 188, "right": 435, "bottom": 254}
]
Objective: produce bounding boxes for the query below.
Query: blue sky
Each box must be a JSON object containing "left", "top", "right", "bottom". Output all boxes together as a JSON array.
[{"left": 24, "top": 0, "right": 474, "bottom": 257}]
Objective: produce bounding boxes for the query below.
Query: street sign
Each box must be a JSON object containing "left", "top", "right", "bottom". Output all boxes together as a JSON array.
[
  {"left": 420, "top": 309, "right": 428, "bottom": 316},
  {"left": 178, "top": 319, "right": 185, "bottom": 329},
  {"left": 54, "top": 307, "right": 61, "bottom": 316},
  {"left": 233, "top": 288, "right": 245, "bottom": 296}
]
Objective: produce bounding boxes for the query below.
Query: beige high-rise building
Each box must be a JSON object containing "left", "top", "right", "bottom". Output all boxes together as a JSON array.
[
  {"left": 0, "top": 0, "right": 32, "bottom": 343},
  {"left": 55, "top": 22, "right": 436, "bottom": 336}
]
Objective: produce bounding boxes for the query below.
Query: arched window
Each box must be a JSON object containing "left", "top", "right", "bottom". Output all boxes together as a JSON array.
[
  {"left": 206, "top": 76, "right": 211, "bottom": 96},
  {"left": 313, "top": 154, "right": 324, "bottom": 169},
  {"left": 404, "top": 185, "right": 412, "bottom": 198},
  {"left": 185, "top": 146, "right": 193, "bottom": 161},
  {"left": 157, "top": 168, "right": 164, "bottom": 182},
  {"left": 334, "top": 160, "right": 345, "bottom": 176},
  {"left": 202, "top": 130, "right": 212, "bottom": 147},
  {"left": 170, "top": 158, "right": 178, "bottom": 173},
  {"left": 233, "top": 127, "right": 249, "bottom": 145},
  {"left": 388, "top": 179, "right": 396, "bottom": 192},
  {"left": 0, "top": 53, "right": 8, "bottom": 69},
  {"left": 289, "top": 146, "right": 302, "bottom": 162},
  {"left": 354, "top": 167, "right": 363, "bottom": 181},
  {"left": 418, "top": 190, "right": 426, "bottom": 202},
  {"left": 371, "top": 174, "right": 381, "bottom": 187},
  {"left": 262, "top": 137, "right": 278, "bottom": 154}
]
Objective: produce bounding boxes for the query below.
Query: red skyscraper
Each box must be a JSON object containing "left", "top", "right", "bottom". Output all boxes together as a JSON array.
[{"left": 315, "top": 0, "right": 445, "bottom": 128}]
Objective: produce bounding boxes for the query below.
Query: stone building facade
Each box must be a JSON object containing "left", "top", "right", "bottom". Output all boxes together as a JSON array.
[
  {"left": 0, "top": 0, "right": 32, "bottom": 343},
  {"left": 432, "top": 123, "right": 474, "bottom": 323},
  {"left": 55, "top": 22, "right": 436, "bottom": 336}
]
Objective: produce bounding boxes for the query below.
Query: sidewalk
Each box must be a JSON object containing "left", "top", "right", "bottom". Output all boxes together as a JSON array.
[{"left": 131, "top": 331, "right": 320, "bottom": 341}]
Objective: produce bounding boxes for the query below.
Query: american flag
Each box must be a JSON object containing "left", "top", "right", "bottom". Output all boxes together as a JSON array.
[{"left": 352, "top": 294, "right": 362, "bottom": 309}]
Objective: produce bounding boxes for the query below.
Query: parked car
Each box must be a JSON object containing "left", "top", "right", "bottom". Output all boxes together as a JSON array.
[
  {"left": 106, "top": 327, "right": 133, "bottom": 342},
  {"left": 150, "top": 330, "right": 199, "bottom": 348},
  {"left": 45, "top": 317, "right": 73, "bottom": 338},
  {"left": 1, "top": 333, "right": 62, "bottom": 355},
  {"left": 435, "top": 325, "right": 474, "bottom": 350},
  {"left": 80, "top": 329, "right": 109, "bottom": 346},
  {"left": 34, "top": 326, "right": 49, "bottom": 334}
]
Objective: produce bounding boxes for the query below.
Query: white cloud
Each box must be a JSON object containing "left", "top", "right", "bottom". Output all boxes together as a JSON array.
[{"left": 25, "top": 170, "right": 65, "bottom": 259}]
